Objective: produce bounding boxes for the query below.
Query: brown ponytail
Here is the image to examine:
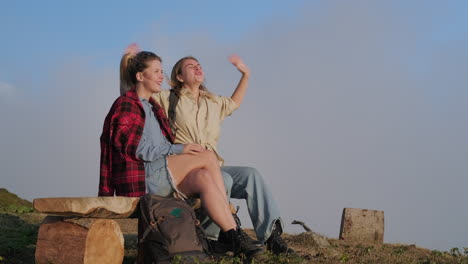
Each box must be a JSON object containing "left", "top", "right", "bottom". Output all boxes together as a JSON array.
[{"left": 119, "top": 53, "right": 134, "bottom": 95}]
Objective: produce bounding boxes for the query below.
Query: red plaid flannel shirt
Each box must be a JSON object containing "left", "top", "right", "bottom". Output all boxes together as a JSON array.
[{"left": 99, "top": 89, "right": 174, "bottom": 197}]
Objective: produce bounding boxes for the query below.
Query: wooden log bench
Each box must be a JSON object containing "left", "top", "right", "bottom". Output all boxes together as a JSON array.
[{"left": 33, "top": 197, "right": 140, "bottom": 264}]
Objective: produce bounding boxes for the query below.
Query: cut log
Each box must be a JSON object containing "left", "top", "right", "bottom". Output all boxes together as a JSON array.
[
  {"left": 35, "top": 216, "right": 124, "bottom": 264},
  {"left": 339, "top": 208, "right": 384, "bottom": 243},
  {"left": 33, "top": 196, "right": 140, "bottom": 218}
]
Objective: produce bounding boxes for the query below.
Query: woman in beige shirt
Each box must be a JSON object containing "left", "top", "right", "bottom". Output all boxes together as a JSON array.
[
  {"left": 151, "top": 55, "right": 293, "bottom": 255},
  {"left": 114, "top": 48, "right": 264, "bottom": 258}
]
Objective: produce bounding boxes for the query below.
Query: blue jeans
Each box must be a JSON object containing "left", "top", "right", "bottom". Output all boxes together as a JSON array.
[{"left": 200, "top": 166, "right": 283, "bottom": 242}]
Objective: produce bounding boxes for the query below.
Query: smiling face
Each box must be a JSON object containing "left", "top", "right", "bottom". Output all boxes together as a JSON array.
[
  {"left": 177, "top": 58, "right": 204, "bottom": 87},
  {"left": 136, "top": 59, "right": 164, "bottom": 95}
]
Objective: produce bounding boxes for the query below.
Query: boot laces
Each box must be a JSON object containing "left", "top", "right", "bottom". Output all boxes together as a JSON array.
[
  {"left": 238, "top": 228, "right": 255, "bottom": 246},
  {"left": 233, "top": 211, "right": 256, "bottom": 245}
]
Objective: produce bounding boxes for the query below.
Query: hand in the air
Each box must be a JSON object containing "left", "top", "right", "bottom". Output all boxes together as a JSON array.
[
  {"left": 124, "top": 43, "right": 140, "bottom": 56},
  {"left": 229, "top": 54, "right": 250, "bottom": 77}
]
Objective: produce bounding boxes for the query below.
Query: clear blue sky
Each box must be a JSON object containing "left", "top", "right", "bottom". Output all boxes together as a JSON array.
[{"left": 1, "top": 0, "right": 468, "bottom": 251}]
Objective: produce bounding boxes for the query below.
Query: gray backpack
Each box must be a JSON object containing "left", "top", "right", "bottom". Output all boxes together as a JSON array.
[{"left": 137, "top": 194, "right": 211, "bottom": 264}]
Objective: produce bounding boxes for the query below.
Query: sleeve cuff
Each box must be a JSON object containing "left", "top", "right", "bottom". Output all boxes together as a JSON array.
[
  {"left": 98, "top": 191, "right": 114, "bottom": 197},
  {"left": 172, "top": 144, "right": 184, "bottom": 154}
]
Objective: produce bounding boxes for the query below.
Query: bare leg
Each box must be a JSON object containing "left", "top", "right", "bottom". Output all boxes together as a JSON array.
[
  {"left": 167, "top": 151, "right": 227, "bottom": 202},
  {"left": 174, "top": 168, "right": 236, "bottom": 231},
  {"left": 167, "top": 156, "right": 265, "bottom": 257}
]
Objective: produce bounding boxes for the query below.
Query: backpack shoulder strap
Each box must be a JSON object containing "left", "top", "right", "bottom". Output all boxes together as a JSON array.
[{"left": 168, "top": 89, "right": 180, "bottom": 134}]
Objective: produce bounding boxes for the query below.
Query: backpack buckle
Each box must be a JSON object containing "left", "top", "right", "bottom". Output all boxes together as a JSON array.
[{"left": 150, "top": 216, "right": 165, "bottom": 226}]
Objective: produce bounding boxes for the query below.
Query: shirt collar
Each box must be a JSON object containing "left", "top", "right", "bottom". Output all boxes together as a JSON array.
[
  {"left": 124, "top": 87, "right": 144, "bottom": 102},
  {"left": 179, "top": 87, "right": 208, "bottom": 99}
]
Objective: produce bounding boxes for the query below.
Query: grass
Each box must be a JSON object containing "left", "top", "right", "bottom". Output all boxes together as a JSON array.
[
  {"left": 0, "top": 188, "right": 467, "bottom": 264},
  {"left": 0, "top": 188, "right": 34, "bottom": 215},
  {"left": 0, "top": 189, "right": 37, "bottom": 264},
  {"left": 0, "top": 214, "right": 38, "bottom": 263}
]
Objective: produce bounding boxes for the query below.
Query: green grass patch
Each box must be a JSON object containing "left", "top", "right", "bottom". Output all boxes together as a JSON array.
[
  {"left": 0, "top": 188, "right": 33, "bottom": 215},
  {"left": 0, "top": 214, "right": 38, "bottom": 263}
]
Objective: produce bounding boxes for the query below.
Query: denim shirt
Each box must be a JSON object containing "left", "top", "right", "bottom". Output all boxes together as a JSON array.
[{"left": 136, "top": 98, "right": 184, "bottom": 175}]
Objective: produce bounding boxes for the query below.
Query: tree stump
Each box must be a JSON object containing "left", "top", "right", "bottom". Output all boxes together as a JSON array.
[
  {"left": 35, "top": 216, "right": 124, "bottom": 264},
  {"left": 339, "top": 208, "right": 384, "bottom": 243}
]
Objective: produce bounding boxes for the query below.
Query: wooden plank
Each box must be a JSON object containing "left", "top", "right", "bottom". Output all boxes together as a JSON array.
[{"left": 33, "top": 197, "right": 140, "bottom": 218}]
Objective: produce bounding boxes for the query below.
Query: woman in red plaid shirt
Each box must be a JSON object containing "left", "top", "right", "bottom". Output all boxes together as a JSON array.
[{"left": 99, "top": 49, "right": 263, "bottom": 258}]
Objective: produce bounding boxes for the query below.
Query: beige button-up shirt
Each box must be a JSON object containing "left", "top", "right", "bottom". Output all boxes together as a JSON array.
[{"left": 152, "top": 88, "right": 238, "bottom": 164}]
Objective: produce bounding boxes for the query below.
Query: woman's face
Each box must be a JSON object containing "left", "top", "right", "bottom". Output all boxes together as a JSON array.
[
  {"left": 139, "top": 59, "right": 164, "bottom": 93},
  {"left": 178, "top": 58, "right": 204, "bottom": 87}
]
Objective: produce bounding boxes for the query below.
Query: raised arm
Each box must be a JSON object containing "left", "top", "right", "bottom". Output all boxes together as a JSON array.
[
  {"left": 229, "top": 54, "right": 250, "bottom": 107},
  {"left": 120, "top": 43, "right": 141, "bottom": 95}
]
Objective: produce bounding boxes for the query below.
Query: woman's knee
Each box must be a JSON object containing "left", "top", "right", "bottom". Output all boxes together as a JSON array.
[
  {"left": 191, "top": 169, "right": 217, "bottom": 188},
  {"left": 222, "top": 171, "right": 234, "bottom": 189},
  {"left": 241, "top": 166, "right": 267, "bottom": 185},
  {"left": 199, "top": 150, "right": 219, "bottom": 166},
  {"left": 243, "top": 166, "right": 262, "bottom": 178}
]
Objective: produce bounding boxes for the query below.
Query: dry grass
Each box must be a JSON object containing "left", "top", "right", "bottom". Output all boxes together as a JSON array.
[
  {"left": 0, "top": 188, "right": 467, "bottom": 264},
  {"left": 121, "top": 229, "right": 468, "bottom": 264},
  {"left": 1, "top": 212, "right": 467, "bottom": 264}
]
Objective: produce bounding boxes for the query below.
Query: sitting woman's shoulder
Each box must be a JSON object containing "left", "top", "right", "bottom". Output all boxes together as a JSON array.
[
  {"left": 151, "top": 90, "right": 170, "bottom": 105},
  {"left": 108, "top": 96, "right": 144, "bottom": 125},
  {"left": 153, "top": 89, "right": 170, "bottom": 99}
]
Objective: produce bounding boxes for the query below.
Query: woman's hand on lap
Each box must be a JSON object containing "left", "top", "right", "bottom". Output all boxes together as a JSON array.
[{"left": 183, "top": 143, "right": 206, "bottom": 155}]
